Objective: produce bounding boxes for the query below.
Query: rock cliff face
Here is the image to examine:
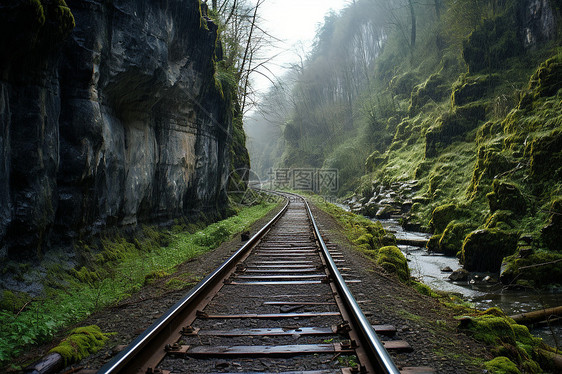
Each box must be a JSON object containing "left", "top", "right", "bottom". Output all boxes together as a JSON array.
[{"left": 0, "top": 0, "right": 237, "bottom": 260}]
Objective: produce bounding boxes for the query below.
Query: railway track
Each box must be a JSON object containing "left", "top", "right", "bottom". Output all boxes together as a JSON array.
[{"left": 93, "top": 193, "right": 433, "bottom": 374}]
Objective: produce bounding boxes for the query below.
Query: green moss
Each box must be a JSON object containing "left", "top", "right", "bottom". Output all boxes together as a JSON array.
[
  {"left": 499, "top": 251, "right": 562, "bottom": 287},
  {"left": 439, "top": 221, "right": 477, "bottom": 256},
  {"left": 376, "top": 246, "right": 410, "bottom": 282},
  {"left": 426, "top": 234, "right": 441, "bottom": 252},
  {"left": 49, "top": 325, "right": 111, "bottom": 366},
  {"left": 459, "top": 307, "right": 547, "bottom": 373},
  {"left": 451, "top": 74, "right": 500, "bottom": 107},
  {"left": 462, "top": 7, "right": 523, "bottom": 73},
  {"left": 429, "top": 203, "right": 465, "bottom": 233},
  {"left": 486, "top": 180, "right": 527, "bottom": 216},
  {"left": 71, "top": 266, "right": 100, "bottom": 285},
  {"left": 365, "top": 150, "right": 386, "bottom": 172},
  {"left": 143, "top": 270, "right": 171, "bottom": 285},
  {"left": 461, "top": 229, "right": 518, "bottom": 272},
  {"left": 424, "top": 104, "right": 486, "bottom": 158},
  {"left": 528, "top": 53, "right": 562, "bottom": 98},
  {"left": 0, "top": 290, "right": 31, "bottom": 313},
  {"left": 485, "top": 357, "right": 521, "bottom": 374},
  {"left": 409, "top": 73, "right": 449, "bottom": 114},
  {"left": 389, "top": 71, "right": 419, "bottom": 98},
  {"left": 411, "top": 281, "right": 440, "bottom": 297},
  {"left": 541, "top": 196, "right": 562, "bottom": 252},
  {"left": 485, "top": 210, "right": 514, "bottom": 230}
]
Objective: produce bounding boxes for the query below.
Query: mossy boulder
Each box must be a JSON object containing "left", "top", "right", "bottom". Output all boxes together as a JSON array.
[
  {"left": 462, "top": 9, "right": 522, "bottom": 73},
  {"left": 462, "top": 229, "right": 518, "bottom": 272},
  {"left": 528, "top": 129, "right": 562, "bottom": 182},
  {"left": 451, "top": 74, "right": 500, "bottom": 106},
  {"left": 0, "top": 290, "right": 31, "bottom": 312},
  {"left": 467, "top": 144, "right": 513, "bottom": 197},
  {"left": 485, "top": 356, "right": 521, "bottom": 374},
  {"left": 486, "top": 180, "right": 526, "bottom": 216},
  {"left": 424, "top": 103, "right": 486, "bottom": 158},
  {"left": 439, "top": 221, "right": 477, "bottom": 256},
  {"left": 389, "top": 71, "right": 418, "bottom": 98},
  {"left": 49, "top": 325, "right": 111, "bottom": 366},
  {"left": 426, "top": 234, "right": 441, "bottom": 253},
  {"left": 500, "top": 251, "right": 562, "bottom": 287},
  {"left": 528, "top": 54, "right": 562, "bottom": 98},
  {"left": 376, "top": 246, "right": 410, "bottom": 282},
  {"left": 365, "top": 150, "right": 386, "bottom": 172},
  {"left": 409, "top": 73, "right": 449, "bottom": 114},
  {"left": 485, "top": 210, "right": 514, "bottom": 231},
  {"left": 429, "top": 203, "right": 466, "bottom": 234},
  {"left": 541, "top": 197, "right": 562, "bottom": 252},
  {"left": 459, "top": 308, "right": 546, "bottom": 373}
]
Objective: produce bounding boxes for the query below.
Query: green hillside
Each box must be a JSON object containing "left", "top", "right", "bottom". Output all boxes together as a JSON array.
[{"left": 247, "top": 0, "right": 562, "bottom": 287}]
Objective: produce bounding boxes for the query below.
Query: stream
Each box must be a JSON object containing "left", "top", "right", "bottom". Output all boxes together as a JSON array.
[{"left": 378, "top": 218, "right": 562, "bottom": 348}]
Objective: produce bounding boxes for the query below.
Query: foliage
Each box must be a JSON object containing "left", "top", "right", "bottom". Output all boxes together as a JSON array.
[
  {"left": 458, "top": 308, "right": 549, "bottom": 373},
  {"left": 0, "top": 200, "right": 277, "bottom": 367},
  {"left": 246, "top": 0, "right": 562, "bottom": 287},
  {"left": 49, "top": 325, "right": 111, "bottom": 366}
]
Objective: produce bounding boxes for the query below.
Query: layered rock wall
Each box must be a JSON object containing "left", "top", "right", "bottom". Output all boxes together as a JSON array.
[{"left": 0, "top": 0, "right": 235, "bottom": 259}]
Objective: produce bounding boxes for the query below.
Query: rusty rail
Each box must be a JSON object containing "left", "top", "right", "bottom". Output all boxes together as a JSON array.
[
  {"left": 304, "top": 197, "right": 400, "bottom": 374},
  {"left": 96, "top": 196, "right": 289, "bottom": 374},
  {"left": 92, "top": 191, "right": 423, "bottom": 373}
]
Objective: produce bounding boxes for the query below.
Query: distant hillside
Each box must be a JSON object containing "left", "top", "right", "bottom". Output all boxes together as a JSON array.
[{"left": 246, "top": 0, "right": 561, "bottom": 288}]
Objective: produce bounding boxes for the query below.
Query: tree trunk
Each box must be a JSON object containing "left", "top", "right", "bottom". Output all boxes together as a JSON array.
[
  {"left": 509, "top": 306, "right": 562, "bottom": 325},
  {"left": 408, "top": 0, "right": 416, "bottom": 50}
]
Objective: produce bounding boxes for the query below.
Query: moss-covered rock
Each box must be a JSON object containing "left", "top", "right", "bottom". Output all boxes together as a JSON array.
[
  {"left": 49, "top": 325, "right": 111, "bottom": 366},
  {"left": 528, "top": 53, "right": 562, "bottom": 98},
  {"left": 439, "top": 221, "right": 477, "bottom": 256},
  {"left": 486, "top": 180, "right": 526, "bottom": 216},
  {"left": 424, "top": 103, "right": 486, "bottom": 158},
  {"left": 409, "top": 73, "right": 449, "bottom": 114},
  {"left": 389, "top": 71, "right": 419, "bottom": 98},
  {"left": 376, "top": 245, "right": 410, "bottom": 282},
  {"left": 527, "top": 129, "right": 562, "bottom": 183},
  {"left": 462, "top": 8, "right": 523, "bottom": 73},
  {"left": 429, "top": 203, "right": 464, "bottom": 233},
  {"left": 426, "top": 234, "right": 441, "bottom": 253},
  {"left": 485, "top": 356, "right": 521, "bottom": 374},
  {"left": 451, "top": 74, "right": 500, "bottom": 107},
  {"left": 467, "top": 144, "right": 513, "bottom": 197},
  {"left": 485, "top": 210, "right": 515, "bottom": 231},
  {"left": 541, "top": 197, "right": 562, "bottom": 252},
  {"left": 0, "top": 290, "right": 31, "bottom": 312},
  {"left": 365, "top": 150, "right": 386, "bottom": 172},
  {"left": 462, "top": 229, "right": 518, "bottom": 272},
  {"left": 459, "top": 308, "right": 547, "bottom": 373},
  {"left": 499, "top": 251, "right": 562, "bottom": 287}
]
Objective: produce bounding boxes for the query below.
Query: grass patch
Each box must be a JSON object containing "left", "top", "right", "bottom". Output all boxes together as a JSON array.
[{"left": 0, "top": 198, "right": 278, "bottom": 368}]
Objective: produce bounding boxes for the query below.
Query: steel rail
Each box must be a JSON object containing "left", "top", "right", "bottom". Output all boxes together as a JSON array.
[
  {"left": 96, "top": 196, "right": 289, "bottom": 374},
  {"left": 303, "top": 197, "right": 401, "bottom": 374}
]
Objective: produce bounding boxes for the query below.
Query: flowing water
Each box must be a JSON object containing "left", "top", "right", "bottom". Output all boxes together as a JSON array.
[{"left": 378, "top": 218, "right": 562, "bottom": 348}]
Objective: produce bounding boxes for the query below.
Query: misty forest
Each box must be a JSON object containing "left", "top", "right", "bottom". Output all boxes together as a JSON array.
[{"left": 1, "top": 0, "right": 561, "bottom": 373}]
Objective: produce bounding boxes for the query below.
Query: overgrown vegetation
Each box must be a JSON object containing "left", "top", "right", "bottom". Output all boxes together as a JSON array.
[
  {"left": 309, "top": 196, "right": 409, "bottom": 283},
  {"left": 309, "top": 196, "right": 558, "bottom": 371},
  {"left": 0, "top": 199, "right": 278, "bottom": 368},
  {"left": 247, "top": 0, "right": 562, "bottom": 294},
  {"left": 458, "top": 308, "right": 559, "bottom": 373}
]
